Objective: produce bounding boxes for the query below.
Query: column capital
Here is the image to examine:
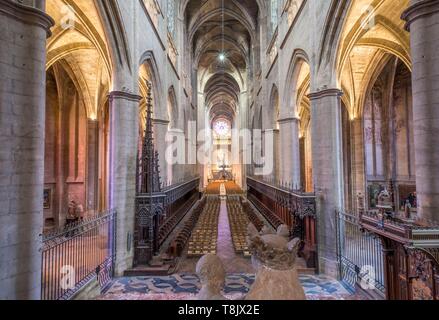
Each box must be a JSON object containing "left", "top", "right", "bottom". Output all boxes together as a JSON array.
[
  {"left": 278, "top": 116, "right": 300, "bottom": 124},
  {"left": 0, "top": 0, "right": 54, "bottom": 37},
  {"left": 308, "top": 88, "right": 343, "bottom": 101},
  {"left": 108, "top": 91, "right": 142, "bottom": 103},
  {"left": 402, "top": 0, "right": 439, "bottom": 31},
  {"left": 167, "top": 128, "right": 185, "bottom": 135},
  {"left": 263, "top": 129, "right": 280, "bottom": 134},
  {"left": 153, "top": 118, "right": 170, "bottom": 126}
]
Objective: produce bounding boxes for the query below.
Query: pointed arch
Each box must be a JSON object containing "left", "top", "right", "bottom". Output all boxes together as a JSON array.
[
  {"left": 270, "top": 84, "right": 280, "bottom": 129},
  {"left": 283, "top": 49, "right": 311, "bottom": 118},
  {"left": 139, "top": 51, "right": 165, "bottom": 120}
]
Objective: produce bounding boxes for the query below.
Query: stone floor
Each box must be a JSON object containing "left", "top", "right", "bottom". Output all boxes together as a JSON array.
[
  {"left": 98, "top": 273, "right": 365, "bottom": 300},
  {"left": 98, "top": 199, "right": 367, "bottom": 300}
]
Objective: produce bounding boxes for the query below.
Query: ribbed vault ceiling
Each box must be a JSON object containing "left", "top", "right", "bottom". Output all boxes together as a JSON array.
[{"left": 185, "top": 0, "right": 259, "bottom": 125}]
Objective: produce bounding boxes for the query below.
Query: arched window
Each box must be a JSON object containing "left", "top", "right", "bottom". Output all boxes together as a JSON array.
[
  {"left": 270, "top": 0, "right": 278, "bottom": 35},
  {"left": 213, "top": 119, "right": 231, "bottom": 138},
  {"left": 167, "top": 0, "right": 176, "bottom": 37}
]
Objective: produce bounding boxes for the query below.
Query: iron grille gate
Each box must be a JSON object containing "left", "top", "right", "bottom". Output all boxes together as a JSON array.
[
  {"left": 41, "top": 210, "right": 116, "bottom": 300},
  {"left": 336, "top": 211, "right": 385, "bottom": 296}
]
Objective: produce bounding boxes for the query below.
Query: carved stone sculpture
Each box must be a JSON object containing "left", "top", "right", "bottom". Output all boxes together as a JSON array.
[
  {"left": 196, "top": 254, "right": 227, "bottom": 300},
  {"left": 245, "top": 224, "right": 306, "bottom": 300},
  {"left": 377, "top": 188, "right": 393, "bottom": 209},
  {"left": 260, "top": 225, "right": 274, "bottom": 235}
]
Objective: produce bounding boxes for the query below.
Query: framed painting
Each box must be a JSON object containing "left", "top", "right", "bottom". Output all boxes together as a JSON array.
[{"left": 43, "top": 189, "right": 51, "bottom": 209}]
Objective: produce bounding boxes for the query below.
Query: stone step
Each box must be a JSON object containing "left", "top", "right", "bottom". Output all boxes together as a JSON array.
[
  {"left": 297, "top": 267, "right": 317, "bottom": 275},
  {"left": 124, "top": 265, "right": 171, "bottom": 277}
]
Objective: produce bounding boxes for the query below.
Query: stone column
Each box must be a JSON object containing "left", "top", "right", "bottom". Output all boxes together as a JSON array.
[
  {"left": 166, "top": 128, "right": 186, "bottom": 184},
  {"left": 86, "top": 119, "right": 99, "bottom": 214},
  {"left": 241, "top": 89, "right": 251, "bottom": 190},
  {"left": 108, "top": 91, "right": 141, "bottom": 276},
  {"left": 351, "top": 118, "right": 366, "bottom": 213},
  {"left": 197, "top": 91, "right": 208, "bottom": 189},
  {"left": 262, "top": 129, "right": 280, "bottom": 182},
  {"left": 0, "top": 0, "right": 53, "bottom": 299},
  {"left": 279, "top": 117, "right": 301, "bottom": 188},
  {"left": 402, "top": 0, "right": 439, "bottom": 224},
  {"left": 308, "top": 89, "right": 344, "bottom": 276},
  {"left": 153, "top": 119, "right": 170, "bottom": 186}
]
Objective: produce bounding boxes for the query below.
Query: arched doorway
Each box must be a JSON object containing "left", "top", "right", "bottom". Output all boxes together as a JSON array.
[{"left": 44, "top": 1, "right": 112, "bottom": 229}]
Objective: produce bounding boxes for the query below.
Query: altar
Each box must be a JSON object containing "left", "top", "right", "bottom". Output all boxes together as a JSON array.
[{"left": 209, "top": 161, "right": 234, "bottom": 181}]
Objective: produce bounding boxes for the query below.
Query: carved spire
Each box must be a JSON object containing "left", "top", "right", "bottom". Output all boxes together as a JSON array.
[{"left": 139, "top": 81, "right": 162, "bottom": 194}]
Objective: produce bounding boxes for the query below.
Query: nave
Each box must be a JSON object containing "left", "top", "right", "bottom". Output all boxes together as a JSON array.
[
  {"left": 98, "top": 183, "right": 366, "bottom": 300},
  {"left": 3, "top": 0, "right": 439, "bottom": 301}
]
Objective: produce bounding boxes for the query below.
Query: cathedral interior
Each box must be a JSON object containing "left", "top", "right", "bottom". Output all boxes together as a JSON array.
[{"left": 1, "top": 0, "right": 439, "bottom": 301}]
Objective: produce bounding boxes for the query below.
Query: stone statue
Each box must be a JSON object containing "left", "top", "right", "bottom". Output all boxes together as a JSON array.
[
  {"left": 260, "top": 225, "right": 274, "bottom": 235},
  {"left": 68, "top": 200, "right": 78, "bottom": 219},
  {"left": 276, "top": 224, "right": 290, "bottom": 238},
  {"left": 68, "top": 199, "right": 84, "bottom": 219},
  {"left": 75, "top": 203, "right": 84, "bottom": 219},
  {"left": 196, "top": 254, "right": 227, "bottom": 300},
  {"left": 245, "top": 224, "right": 306, "bottom": 300},
  {"left": 377, "top": 188, "right": 393, "bottom": 209}
]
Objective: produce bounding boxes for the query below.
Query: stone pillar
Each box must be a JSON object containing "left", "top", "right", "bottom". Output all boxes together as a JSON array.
[
  {"left": 197, "top": 91, "right": 208, "bottom": 189},
  {"left": 262, "top": 129, "right": 280, "bottom": 182},
  {"left": 351, "top": 118, "right": 366, "bottom": 213},
  {"left": 86, "top": 119, "right": 99, "bottom": 214},
  {"left": 279, "top": 117, "right": 301, "bottom": 188},
  {"left": 0, "top": 0, "right": 53, "bottom": 299},
  {"left": 308, "top": 89, "right": 344, "bottom": 276},
  {"left": 108, "top": 91, "right": 141, "bottom": 276},
  {"left": 402, "top": 0, "right": 439, "bottom": 224},
  {"left": 239, "top": 90, "right": 250, "bottom": 190},
  {"left": 153, "top": 119, "right": 170, "bottom": 186},
  {"left": 166, "top": 128, "right": 186, "bottom": 184}
]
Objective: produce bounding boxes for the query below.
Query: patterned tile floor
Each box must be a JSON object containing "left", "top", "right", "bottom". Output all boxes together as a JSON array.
[{"left": 98, "top": 273, "right": 365, "bottom": 300}]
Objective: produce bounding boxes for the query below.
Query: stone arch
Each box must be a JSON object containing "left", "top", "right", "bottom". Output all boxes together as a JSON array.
[
  {"left": 330, "top": 0, "right": 415, "bottom": 214},
  {"left": 44, "top": 63, "right": 89, "bottom": 227},
  {"left": 46, "top": 0, "right": 114, "bottom": 120},
  {"left": 332, "top": 0, "right": 410, "bottom": 119},
  {"left": 283, "top": 49, "right": 311, "bottom": 118},
  {"left": 139, "top": 51, "right": 165, "bottom": 121},
  {"left": 43, "top": 1, "right": 121, "bottom": 228},
  {"left": 95, "top": 0, "right": 132, "bottom": 73},
  {"left": 270, "top": 84, "right": 280, "bottom": 130}
]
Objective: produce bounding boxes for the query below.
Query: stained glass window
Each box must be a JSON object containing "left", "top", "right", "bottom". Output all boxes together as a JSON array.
[
  {"left": 167, "top": 0, "right": 175, "bottom": 37},
  {"left": 271, "top": 0, "right": 278, "bottom": 33},
  {"left": 214, "top": 120, "right": 230, "bottom": 137}
]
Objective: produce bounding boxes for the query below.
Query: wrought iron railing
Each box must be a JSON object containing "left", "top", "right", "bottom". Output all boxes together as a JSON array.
[
  {"left": 336, "top": 210, "right": 385, "bottom": 296},
  {"left": 41, "top": 210, "right": 116, "bottom": 300}
]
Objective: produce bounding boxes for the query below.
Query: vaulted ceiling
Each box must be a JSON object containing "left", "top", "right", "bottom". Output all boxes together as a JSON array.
[
  {"left": 185, "top": 0, "right": 259, "bottom": 125},
  {"left": 337, "top": 0, "right": 410, "bottom": 118},
  {"left": 46, "top": 0, "right": 111, "bottom": 120}
]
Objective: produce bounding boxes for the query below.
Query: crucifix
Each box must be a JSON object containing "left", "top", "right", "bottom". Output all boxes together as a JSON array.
[{"left": 218, "top": 154, "right": 228, "bottom": 180}]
